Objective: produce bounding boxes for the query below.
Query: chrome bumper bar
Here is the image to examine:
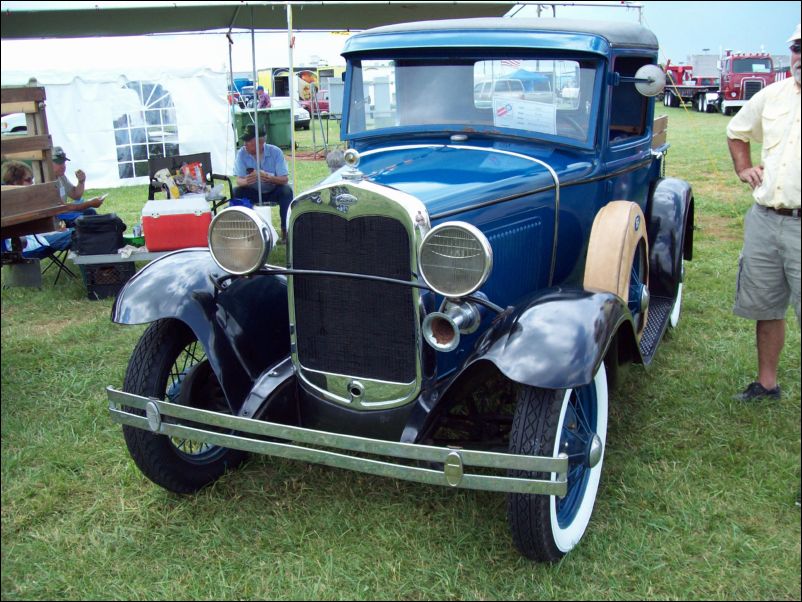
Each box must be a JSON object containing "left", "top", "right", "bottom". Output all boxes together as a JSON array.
[{"left": 107, "top": 387, "right": 568, "bottom": 496}]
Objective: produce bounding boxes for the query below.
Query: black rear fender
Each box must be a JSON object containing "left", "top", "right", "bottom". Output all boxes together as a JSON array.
[{"left": 647, "top": 177, "right": 694, "bottom": 298}]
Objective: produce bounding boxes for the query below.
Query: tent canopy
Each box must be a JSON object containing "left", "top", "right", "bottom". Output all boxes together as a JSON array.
[{"left": 1, "top": 1, "right": 515, "bottom": 39}]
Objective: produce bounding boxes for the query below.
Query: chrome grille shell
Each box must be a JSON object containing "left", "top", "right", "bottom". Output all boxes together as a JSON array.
[{"left": 288, "top": 180, "right": 430, "bottom": 410}]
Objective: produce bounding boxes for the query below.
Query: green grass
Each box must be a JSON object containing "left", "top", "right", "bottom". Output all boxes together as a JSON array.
[{"left": 2, "top": 107, "right": 800, "bottom": 600}]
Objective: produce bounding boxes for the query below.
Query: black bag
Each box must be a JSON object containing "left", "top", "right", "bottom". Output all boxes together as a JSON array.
[{"left": 72, "top": 214, "right": 126, "bottom": 255}]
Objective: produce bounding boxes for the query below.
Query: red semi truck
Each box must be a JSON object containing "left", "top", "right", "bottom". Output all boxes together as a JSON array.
[
  {"left": 663, "top": 52, "right": 777, "bottom": 114},
  {"left": 706, "top": 51, "right": 775, "bottom": 114}
]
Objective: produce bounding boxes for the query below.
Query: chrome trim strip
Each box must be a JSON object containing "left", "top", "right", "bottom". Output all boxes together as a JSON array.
[
  {"left": 360, "top": 144, "right": 440, "bottom": 157},
  {"left": 108, "top": 387, "right": 568, "bottom": 496}
]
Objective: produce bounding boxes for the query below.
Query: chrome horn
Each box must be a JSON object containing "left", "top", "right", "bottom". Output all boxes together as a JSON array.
[{"left": 422, "top": 301, "right": 482, "bottom": 352}]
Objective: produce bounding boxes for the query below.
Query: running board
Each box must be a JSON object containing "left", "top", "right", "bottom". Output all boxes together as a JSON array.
[{"left": 639, "top": 295, "right": 673, "bottom": 364}]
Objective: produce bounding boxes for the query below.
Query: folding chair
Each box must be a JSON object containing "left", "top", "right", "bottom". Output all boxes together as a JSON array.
[
  {"left": 40, "top": 247, "right": 77, "bottom": 285},
  {"left": 147, "top": 152, "right": 233, "bottom": 214}
]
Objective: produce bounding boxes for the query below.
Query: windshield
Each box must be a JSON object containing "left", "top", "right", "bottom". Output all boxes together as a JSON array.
[
  {"left": 732, "top": 58, "right": 772, "bottom": 74},
  {"left": 346, "top": 57, "right": 598, "bottom": 144}
]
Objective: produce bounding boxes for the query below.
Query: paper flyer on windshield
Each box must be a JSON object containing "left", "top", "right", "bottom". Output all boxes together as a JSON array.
[{"left": 492, "top": 97, "right": 556, "bottom": 135}]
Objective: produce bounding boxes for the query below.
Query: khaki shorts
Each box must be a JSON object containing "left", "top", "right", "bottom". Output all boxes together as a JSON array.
[{"left": 734, "top": 204, "right": 801, "bottom": 323}]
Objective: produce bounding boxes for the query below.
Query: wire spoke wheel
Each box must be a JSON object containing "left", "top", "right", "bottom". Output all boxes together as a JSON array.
[{"left": 628, "top": 239, "right": 649, "bottom": 334}]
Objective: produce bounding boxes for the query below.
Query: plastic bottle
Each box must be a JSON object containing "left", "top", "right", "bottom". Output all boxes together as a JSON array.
[{"left": 167, "top": 176, "right": 180, "bottom": 199}]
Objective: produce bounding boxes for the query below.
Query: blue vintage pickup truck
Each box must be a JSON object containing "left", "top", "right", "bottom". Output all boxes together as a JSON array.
[{"left": 108, "top": 18, "right": 693, "bottom": 561}]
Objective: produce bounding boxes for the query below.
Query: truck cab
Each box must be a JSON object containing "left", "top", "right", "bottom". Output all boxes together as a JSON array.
[{"left": 716, "top": 51, "right": 774, "bottom": 115}]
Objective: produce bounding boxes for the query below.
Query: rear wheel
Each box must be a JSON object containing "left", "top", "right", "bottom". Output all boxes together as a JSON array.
[
  {"left": 122, "top": 319, "right": 248, "bottom": 493},
  {"left": 507, "top": 364, "right": 609, "bottom": 562}
]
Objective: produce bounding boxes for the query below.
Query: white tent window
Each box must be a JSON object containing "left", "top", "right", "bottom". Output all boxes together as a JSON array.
[{"left": 113, "top": 81, "right": 180, "bottom": 179}]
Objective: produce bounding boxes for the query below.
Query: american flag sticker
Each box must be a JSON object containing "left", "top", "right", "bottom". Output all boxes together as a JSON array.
[
  {"left": 501, "top": 59, "right": 522, "bottom": 68},
  {"left": 496, "top": 104, "right": 512, "bottom": 117}
]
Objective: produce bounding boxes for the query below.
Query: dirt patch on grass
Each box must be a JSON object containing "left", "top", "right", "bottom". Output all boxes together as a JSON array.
[
  {"left": 696, "top": 213, "right": 742, "bottom": 242},
  {"left": 6, "top": 313, "right": 95, "bottom": 340}
]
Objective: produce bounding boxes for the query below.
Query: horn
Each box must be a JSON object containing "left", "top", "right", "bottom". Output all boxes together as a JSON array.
[
  {"left": 422, "top": 302, "right": 482, "bottom": 352},
  {"left": 423, "top": 312, "right": 460, "bottom": 352}
]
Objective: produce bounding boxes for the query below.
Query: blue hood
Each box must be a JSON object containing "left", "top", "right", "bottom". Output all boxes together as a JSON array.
[{"left": 334, "top": 145, "right": 592, "bottom": 217}]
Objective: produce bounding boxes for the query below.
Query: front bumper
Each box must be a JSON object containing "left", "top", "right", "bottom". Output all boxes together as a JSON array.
[{"left": 108, "top": 387, "right": 568, "bottom": 496}]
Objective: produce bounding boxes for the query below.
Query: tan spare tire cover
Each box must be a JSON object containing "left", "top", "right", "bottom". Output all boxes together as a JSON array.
[{"left": 583, "top": 201, "right": 649, "bottom": 334}]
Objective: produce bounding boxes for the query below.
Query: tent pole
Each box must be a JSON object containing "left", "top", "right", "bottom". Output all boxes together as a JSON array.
[
  {"left": 251, "top": 6, "right": 261, "bottom": 201},
  {"left": 227, "top": 32, "right": 235, "bottom": 175},
  {"left": 287, "top": 3, "right": 296, "bottom": 196}
]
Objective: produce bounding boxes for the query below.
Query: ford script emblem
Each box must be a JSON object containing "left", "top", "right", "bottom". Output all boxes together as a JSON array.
[{"left": 332, "top": 193, "right": 358, "bottom": 213}]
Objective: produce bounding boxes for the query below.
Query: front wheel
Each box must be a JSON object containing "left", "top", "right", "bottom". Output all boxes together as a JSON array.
[
  {"left": 507, "top": 364, "right": 609, "bottom": 562},
  {"left": 121, "top": 319, "right": 249, "bottom": 493}
]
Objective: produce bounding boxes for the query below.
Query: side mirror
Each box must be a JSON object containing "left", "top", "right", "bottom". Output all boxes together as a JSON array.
[{"left": 633, "top": 64, "right": 666, "bottom": 97}]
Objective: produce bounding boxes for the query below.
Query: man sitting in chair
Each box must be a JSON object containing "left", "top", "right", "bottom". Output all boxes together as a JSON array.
[
  {"left": 51, "top": 146, "right": 106, "bottom": 227},
  {"left": 233, "top": 125, "right": 293, "bottom": 243}
]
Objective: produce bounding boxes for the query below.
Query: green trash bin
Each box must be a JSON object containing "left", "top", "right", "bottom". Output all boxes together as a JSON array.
[
  {"left": 233, "top": 108, "right": 291, "bottom": 149},
  {"left": 233, "top": 109, "right": 269, "bottom": 148},
  {"left": 266, "top": 108, "right": 292, "bottom": 149}
]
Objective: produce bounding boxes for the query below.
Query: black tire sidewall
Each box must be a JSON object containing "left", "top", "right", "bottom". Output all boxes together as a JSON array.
[
  {"left": 506, "top": 385, "right": 565, "bottom": 562},
  {"left": 121, "top": 319, "right": 247, "bottom": 494}
]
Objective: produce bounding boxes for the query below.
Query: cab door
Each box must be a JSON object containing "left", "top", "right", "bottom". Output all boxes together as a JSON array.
[{"left": 602, "top": 55, "right": 657, "bottom": 212}]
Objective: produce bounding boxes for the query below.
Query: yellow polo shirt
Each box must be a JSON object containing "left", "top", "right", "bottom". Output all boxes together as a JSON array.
[{"left": 726, "top": 77, "right": 801, "bottom": 209}]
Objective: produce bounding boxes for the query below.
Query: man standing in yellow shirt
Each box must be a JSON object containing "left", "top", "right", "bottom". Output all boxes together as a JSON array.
[{"left": 726, "top": 24, "right": 801, "bottom": 401}]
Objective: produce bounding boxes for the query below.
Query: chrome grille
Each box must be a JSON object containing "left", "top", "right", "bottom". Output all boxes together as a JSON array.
[
  {"left": 743, "top": 80, "right": 763, "bottom": 100},
  {"left": 292, "top": 211, "right": 417, "bottom": 383}
]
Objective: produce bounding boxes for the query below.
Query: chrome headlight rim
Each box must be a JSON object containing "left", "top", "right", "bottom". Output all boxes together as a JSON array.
[
  {"left": 418, "top": 221, "right": 493, "bottom": 298},
  {"left": 208, "top": 206, "right": 273, "bottom": 275}
]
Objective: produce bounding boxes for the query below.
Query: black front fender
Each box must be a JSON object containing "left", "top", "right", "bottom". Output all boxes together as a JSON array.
[
  {"left": 112, "top": 249, "right": 290, "bottom": 410},
  {"left": 464, "top": 288, "right": 631, "bottom": 391}
]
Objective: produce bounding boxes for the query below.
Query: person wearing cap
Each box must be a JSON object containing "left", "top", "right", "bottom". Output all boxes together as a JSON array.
[
  {"left": 256, "top": 85, "right": 272, "bottom": 109},
  {"left": 726, "top": 24, "right": 801, "bottom": 401},
  {"left": 51, "top": 146, "right": 106, "bottom": 227},
  {"left": 233, "top": 125, "right": 293, "bottom": 242}
]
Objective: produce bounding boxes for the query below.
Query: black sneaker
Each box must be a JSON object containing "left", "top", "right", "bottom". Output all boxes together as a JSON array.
[{"left": 733, "top": 381, "right": 781, "bottom": 401}]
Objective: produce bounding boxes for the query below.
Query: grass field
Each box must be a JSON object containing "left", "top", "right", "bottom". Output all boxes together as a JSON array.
[{"left": 1, "top": 107, "right": 800, "bottom": 600}]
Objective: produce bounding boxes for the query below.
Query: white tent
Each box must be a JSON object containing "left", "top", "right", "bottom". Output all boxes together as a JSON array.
[{"left": 3, "top": 67, "right": 233, "bottom": 188}]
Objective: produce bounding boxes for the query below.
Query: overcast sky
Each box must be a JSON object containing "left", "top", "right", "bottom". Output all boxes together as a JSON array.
[{"left": 1, "top": 1, "right": 799, "bottom": 82}]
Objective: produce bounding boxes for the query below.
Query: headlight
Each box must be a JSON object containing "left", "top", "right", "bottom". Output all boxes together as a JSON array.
[
  {"left": 208, "top": 207, "right": 273, "bottom": 275},
  {"left": 419, "top": 222, "right": 492, "bottom": 297}
]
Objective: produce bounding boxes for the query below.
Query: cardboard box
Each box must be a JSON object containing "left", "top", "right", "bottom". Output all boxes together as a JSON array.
[{"left": 142, "top": 196, "right": 211, "bottom": 251}]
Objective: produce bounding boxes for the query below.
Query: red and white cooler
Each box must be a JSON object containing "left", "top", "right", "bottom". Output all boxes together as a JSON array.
[{"left": 142, "top": 195, "right": 211, "bottom": 251}]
